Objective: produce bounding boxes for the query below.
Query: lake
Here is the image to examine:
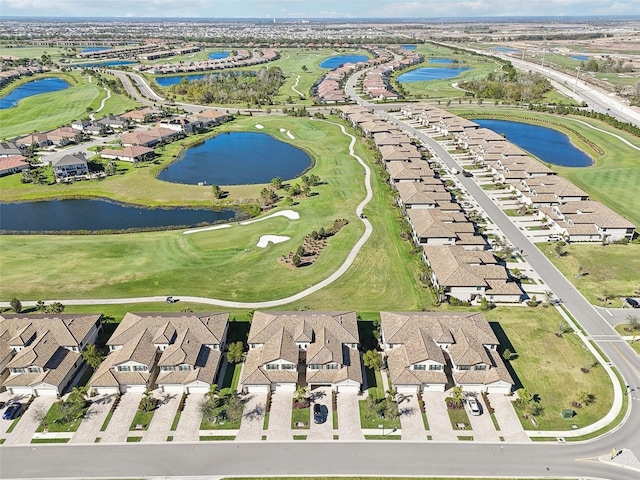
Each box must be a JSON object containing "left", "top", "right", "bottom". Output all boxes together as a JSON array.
[
  {"left": 428, "top": 58, "right": 454, "bottom": 64},
  {"left": 0, "top": 199, "right": 239, "bottom": 233},
  {"left": 81, "top": 46, "right": 110, "bottom": 52},
  {"left": 397, "top": 67, "right": 471, "bottom": 83},
  {"left": 155, "top": 74, "right": 206, "bottom": 87},
  {"left": 572, "top": 55, "right": 589, "bottom": 61},
  {"left": 474, "top": 119, "right": 593, "bottom": 167},
  {"left": 209, "top": 51, "right": 230, "bottom": 59},
  {"left": 400, "top": 45, "right": 417, "bottom": 50},
  {"left": 320, "top": 55, "right": 368, "bottom": 69},
  {"left": 158, "top": 132, "right": 312, "bottom": 186},
  {"left": 493, "top": 47, "right": 518, "bottom": 53},
  {"left": 0, "top": 78, "right": 70, "bottom": 109}
]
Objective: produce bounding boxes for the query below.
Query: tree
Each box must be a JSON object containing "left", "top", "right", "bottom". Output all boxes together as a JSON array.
[
  {"left": 294, "top": 386, "right": 309, "bottom": 403},
  {"left": 223, "top": 392, "right": 244, "bottom": 423},
  {"left": 382, "top": 396, "right": 399, "bottom": 420},
  {"left": 554, "top": 243, "right": 566, "bottom": 257},
  {"left": 626, "top": 314, "right": 640, "bottom": 332},
  {"left": 58, "top": 399, "right": 83, "bottom": 425},
  {"left": 226, "top": 341, "right": 244, "bottom": 363},
  {"left": 557, "top": 321, "right": 573, "bottom": 335},
  {"left": 45, "top": 302, "right": 65, "bottom": 314},
  {"left": 479, "top": 297, "right": 490, "bottom": 311},
  {"left": 502, "top": 348, "right": 516, "bottom": 360},
  {"left": 211, "top": 184, "right": 223, "bottom": 199},
  {"left": 10, "top": 297, "right": 22, "bottom": 313},
  {"left": 363, "top": 350, "right": 383, "bottom": 370},
  {"left": 364, "top": 395, "right": 377, "bottom": 419},
  {"left": 270, "top": 177, "right": 283, "bottom": 190},
  {"left": 451, "top": 385, "right": 464, "bottom": 407},
  {"left": 139, "top": 389, "right": 156, "bottom": 413},
  {"left": 200, "top": 396, "right": 218, "bottom": 423},
  {"left": 82, "top": 344, "right": 105, "bottom": 369},
  {"left": 67, "top": 386, "right": 88, "bottom": 406},
  {"left": 578, "top": 391, "right": 596, "bottom": 406}
]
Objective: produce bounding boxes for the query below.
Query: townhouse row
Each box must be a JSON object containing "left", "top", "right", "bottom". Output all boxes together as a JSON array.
[{"left": 0, "top": 310, "right": 513, "bottom": 398}]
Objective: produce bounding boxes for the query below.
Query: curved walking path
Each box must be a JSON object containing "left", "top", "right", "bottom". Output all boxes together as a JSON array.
[
  {"left": 89, "top": 86, "right": 111, "bottom": 121},
  {"left": 291, "top": 74, "right": 304, "bottom": 98},
  {"left": 1, "top": 121, "right": 373, "bottom": 310}
]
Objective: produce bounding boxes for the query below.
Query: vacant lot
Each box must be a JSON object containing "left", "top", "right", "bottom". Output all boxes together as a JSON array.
[{"left": 539, "top": 243, "right": 640, "bottom": 305}]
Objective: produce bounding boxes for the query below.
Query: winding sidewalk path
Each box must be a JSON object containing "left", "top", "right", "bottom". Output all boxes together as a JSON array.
[
  {"left": 291, "top": 74, "right": 304, "bottom": 98},
  {"left": 0, "top": 121, "right": 374, "bottom": 310}
]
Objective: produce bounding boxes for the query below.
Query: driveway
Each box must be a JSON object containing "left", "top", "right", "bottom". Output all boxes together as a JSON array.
[
  {"left": 266, "top": 390, "right": 293, "bottom": 441},
  {"left": 70, "top": 394, "right": 115, "bottom": 444},
  {"left": 99, "top": 393, "right": 142, "bottom": 443},
  {"left": 0, "top": 393, "right": 31, "bottom": 440},
  {"left": 422, "top": 391, "right": 456, "bottom": 441},
  {"left": 235, "top": 391, "right": 267, "bottom": 442},
  {"left": 465, "top": 395, "right": 500, "bottom": 442},
  {"left": 336, "top": 392, "right": 363, "bottom": 441},
  {"left": 307, "top": 387, "right": 333, "bottom": 441},
  {"left": 397, "top": 393, "right": 427, "bottom": 441},
  {"left": 4, "top": 396, "right": 56, "bottom": 445},
  {"left": 489, "top": 394, "right": 530, "bottom": 442},
  {"left": 143, "top": 391, "right": 181, "bottom": 443},
  {"left": 173, "top": 393, "right": 204, "bottom": 442}
]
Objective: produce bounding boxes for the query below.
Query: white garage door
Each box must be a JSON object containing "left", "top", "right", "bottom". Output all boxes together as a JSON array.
[
  {"left": 246, "top": 384, "right": 269, "bottom": 394},
  {"left": 120, "top": 384, "right": 147, "bottom": 394},
  {"left": 34, "top": 386, "right": 58, "bottom": 397},
  {"left": 422, "top": 383, "right": 446, "bottom": 393},
  {"left": 336, "top": 384, "right": 360, "bottom": 394},
  {"left": 273, "top": 383, "right": 295, "bottom": 392},
  {"left": 161, "top": 384, "right": 185, "bottom": 394},
  {"left": 186, "top": 384, "right": 209, "bottom": 394},
  {"left": 8, "top": 386, "right": 33, "bottom": 396},
  {"left": 396, "top": 386, "right": 418, "bottom": 395},
  {"left": 487, "top": 385, "right": 512, "bottom": 395},
  {"left": 93, "top": 387, "right": 118, "bottom": 396}
]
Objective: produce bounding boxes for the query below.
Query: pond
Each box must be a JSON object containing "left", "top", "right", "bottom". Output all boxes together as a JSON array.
[
  {"left": 473, "top": 119, "right": 593, "bottom": 167},
  {"left": 209, "top": 51, "right": 230, "bottom": 59},
  {"left": 81, "top": 46, "right": 110, "bottom": 53},
  {"left": 571, "top": 55, "right": 589, "bottom": 61},
  {"left": 158, "top": 132, "right": 312, "bottom": 186},
  {"left": 428, "top": 58, "right": 454, "bottom": 64},
  {"left": 400, "top": 45, "right": 417, "bottom": 50},
  {"left": 397, "top": 67, "right": 471, "bottom": 83},
  {"left": 319, "top": 55, "right": 368, "bottom": 69},
  {"left": 0, "top": 78, "right": 70, "bottom": 109},
  {"left": 155, "top": 74, "right": 207, "bottom": 87},
  {"left": 0, "top": 199, "right": 239, "bottom": 233},
  {"left": 492, "top": 46, "right": 518, "bottom": 53}
]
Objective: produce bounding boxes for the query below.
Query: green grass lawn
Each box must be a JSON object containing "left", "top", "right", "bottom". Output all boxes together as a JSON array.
[
  {"left": 291, "top": 405, "right": 310, "bottom": 429},
  {"left": 218, "top": 362, "right": 242, "bottom": 396},
  {"left": 35, "top": 401, "right": 87, "bottom": 432},
  {"left": 447, "top": 406, "right": 471, "bottom": 430},
  {"left": 0, "top": 117, "right": 431, "bottom": 312},
  {"left": 0, "top": 71, "right": 138, "bottom": 139},
  {"left": 130, "top": 405, "right": 155, "bottom": 431},
  {"left": 359, "top": 368, "right": 401, "bottom": 430},
  {"left": 485, "top": 307, "right": 614, "bottom": 430},
  {"left": 539, "top": 243, "right": 640, "bottom": 305}
]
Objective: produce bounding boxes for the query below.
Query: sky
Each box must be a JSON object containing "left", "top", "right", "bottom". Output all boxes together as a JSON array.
[{"left": 0, "top": 0, "right": 638, "bottom": 19}]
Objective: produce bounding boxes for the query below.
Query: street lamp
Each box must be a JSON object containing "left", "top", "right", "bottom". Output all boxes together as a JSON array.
[{"left": 573, "top": 66, "right": 582, "bottom": 93}]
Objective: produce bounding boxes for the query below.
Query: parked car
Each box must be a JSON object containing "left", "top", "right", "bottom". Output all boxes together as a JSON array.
[
  {"left": 462, "top": 170, "right": 473, "bottom": 177},
  {"left": 546, "top": 235, "right": 562, "bottom": 242},
  {"left": 626, "top": 298, "right": 640, "bottom": 309},
  {"left": 165, "top": 296, "right": 178, "bottom": 304},
  {"left": 313, "top": 403, "right": 325, "bottom": 424},
  {"left": 466, "top": 397, "right": 481, "bottom": 416},
  {"left": 2, "top": 402, "right": 22, "bottom": 420},
  {"left": 461, "top": 202, "right": 474, "bottom": 209}
]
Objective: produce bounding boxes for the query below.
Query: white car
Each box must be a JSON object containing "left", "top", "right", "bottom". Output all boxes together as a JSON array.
[
  {"left": 466, "top": 396, "right": 481, "bottom": 416},
  {"left": 546, "top": 235, "right": 562, "bottom": 242}
]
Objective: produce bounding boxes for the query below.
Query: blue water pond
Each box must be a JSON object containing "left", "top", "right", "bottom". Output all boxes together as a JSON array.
[
  {"left": 81, "top": 46, "right": 110, "bottom": 53},
  {"left": 0, "top": 199, "right": 238, "bottom": 233},
  {"left": 474, "top": 119, "right": 593, "bottom": 167},
  {"left": 571, "top": 55, "right": 589, "bottom": 61},
  {"left": 209, "top": 51, "right": 230, "bottom": 59},
  {"left": 428, "top": 58, "right": 455, "bottom": 64},
  {"left": 397, "top": 67, "right": 471, "bottom": 83},
  {"left": 400, "top": 45, "right": 417, "bottom": 50},
  {"left": 0, "top": 78, "right": 70, "bottom": 109},
  {"left": 155, "top": 74, "right": 207, "bottom": 87},
  {"left": 319, "top": 55, "right": 368, "bottom": 69},
  {"left": 158, "top": 132, "right": 312, "bottom": 186},
  {"left": 492, "top": 47, "right": 518, "bottom": 53}
]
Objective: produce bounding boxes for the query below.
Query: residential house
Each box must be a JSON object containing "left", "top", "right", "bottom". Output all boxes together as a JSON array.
[
  {"left": 100, "top": 146, "right": 155, "bottom": 163},
  {"left": 0, "top": 155, "right": 30, "bottom": 177},
  {"left": 380, "top": 312, "right": 513, "bottom": 394},
  {"left": 0, "top": 314, "right": 102, "bottom": 396},
  {"left": 241, "top": 311, "right": 362, "bottom": 394},
  {"left": 45, "top": 127, "right": 78, "bottom": 146},
  {"left": 51, "top": 153, "right": 89, "bottom": 178},
  {"left": 0, "top": 141, "right": 23, "bottom": 157},
  {"left": 89, "top": 312, "right": 228, "bottom": 395}
]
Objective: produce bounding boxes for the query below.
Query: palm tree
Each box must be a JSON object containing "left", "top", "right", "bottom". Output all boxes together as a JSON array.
[{"left": 67, "top": 386, "right": 88, "bottom": 406}]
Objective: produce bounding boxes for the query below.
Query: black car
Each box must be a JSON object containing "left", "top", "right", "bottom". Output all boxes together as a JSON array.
[
  {"left": 313, "top": 403, "right": 324, "bottom": 424},
  {"left": 626, "top": 298, "right": 640, "bottom": 308},
  {"left": 2, "top": 402, "right": 22, "bottom": 420},
  {"left": 165, "top": 296, "right": 178, "bottom": 304}
]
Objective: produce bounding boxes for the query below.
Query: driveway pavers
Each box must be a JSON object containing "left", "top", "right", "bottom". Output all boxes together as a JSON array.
[
  {"left": 422, "top": 391, "right": 456, "bottom": 441},
  {"left": 4, "top": 396, "right": 56, "bottom": 445},
  {"left": 397, "top": 393, "right": 427, "bottom": 441},
  {"left": 266, "top": 390, "right": 293, "bottom": 441},
  {"left": 173, "top": 393, "right": 204, "bottom": 442},
  {"left": 235, "top": 391, "right": 267, "bottom": 441},
  {"left": 490, "top": 394, "right": 530, "bottom": 442},
  {"left": 144, "top": 391, "right": 181, "bottom": 443},
  {"left": 100, "top": 393, "right": 142, "bottom": 443},
  {"left": 0, "top": 394, "right": 30, "bottom": 440},
  {"left": 466, "top": 395, "right": 500, "bottom": 442},
  {"left": 336, "top": 392, "right": 363, "bottom": 441},
  {"left": 70, "top": 394, "right": 115, "bottom": 444},
  {"left": 307, "top": 387, "right": 333, "bottom": 441}
]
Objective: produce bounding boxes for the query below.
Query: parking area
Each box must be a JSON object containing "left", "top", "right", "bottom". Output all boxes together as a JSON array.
[
  {"left": 266, "top": 390, "right": 293, "bottom": 441},
  {"left": 336, "top": 392, "right": 363, "bottom": 441},
  {"left": 422, "top": 391, "right": 457, "bottom": 441},
  {"left": 4, "top": 396, "right": 56, "bottom": 445},
  {"left": 489, "top": 394, "right": 530, "bottom": 442},
  {"left": 70, "top": 394, "right": 115, "bottom": 443},
  {"left": 307, "top": 387, "right": 333, "bottom": 441},
  {"left": 143, "top": 391, "right": 181, "bottom": 443},
  {"left": 173, "top": 393, "right": 204, "bottom": 442},
  {"left": 397, "top": 393, "right": 427, "bottom": 441},
  {"left": 465, "top": 395, "right": 500, "bottom": 442},
  {"left": 235, "top": 391, "right": 267, "bottom": 441},
  {"left": 100, "top": 392, "right": 142, "bottom": 443}
]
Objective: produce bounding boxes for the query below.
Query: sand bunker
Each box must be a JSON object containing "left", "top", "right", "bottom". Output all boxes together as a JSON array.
[
  {"left": 183, "top": 224, "right": 232, "bottom": 235},
  {"left": 240, "top": 209, "right": 300, "bottom": 225},
  {"left": 257, "top": 235, "right": 290, "bottom": 248},
  {"left": 279, "top": 128, "right": 286, "bottom": 132},
  {"left": 255, "top": 124, "right": 264, "bottom": 129},
  {"left": 286, "top": 130, "right": 295, "bottom": 139}
]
